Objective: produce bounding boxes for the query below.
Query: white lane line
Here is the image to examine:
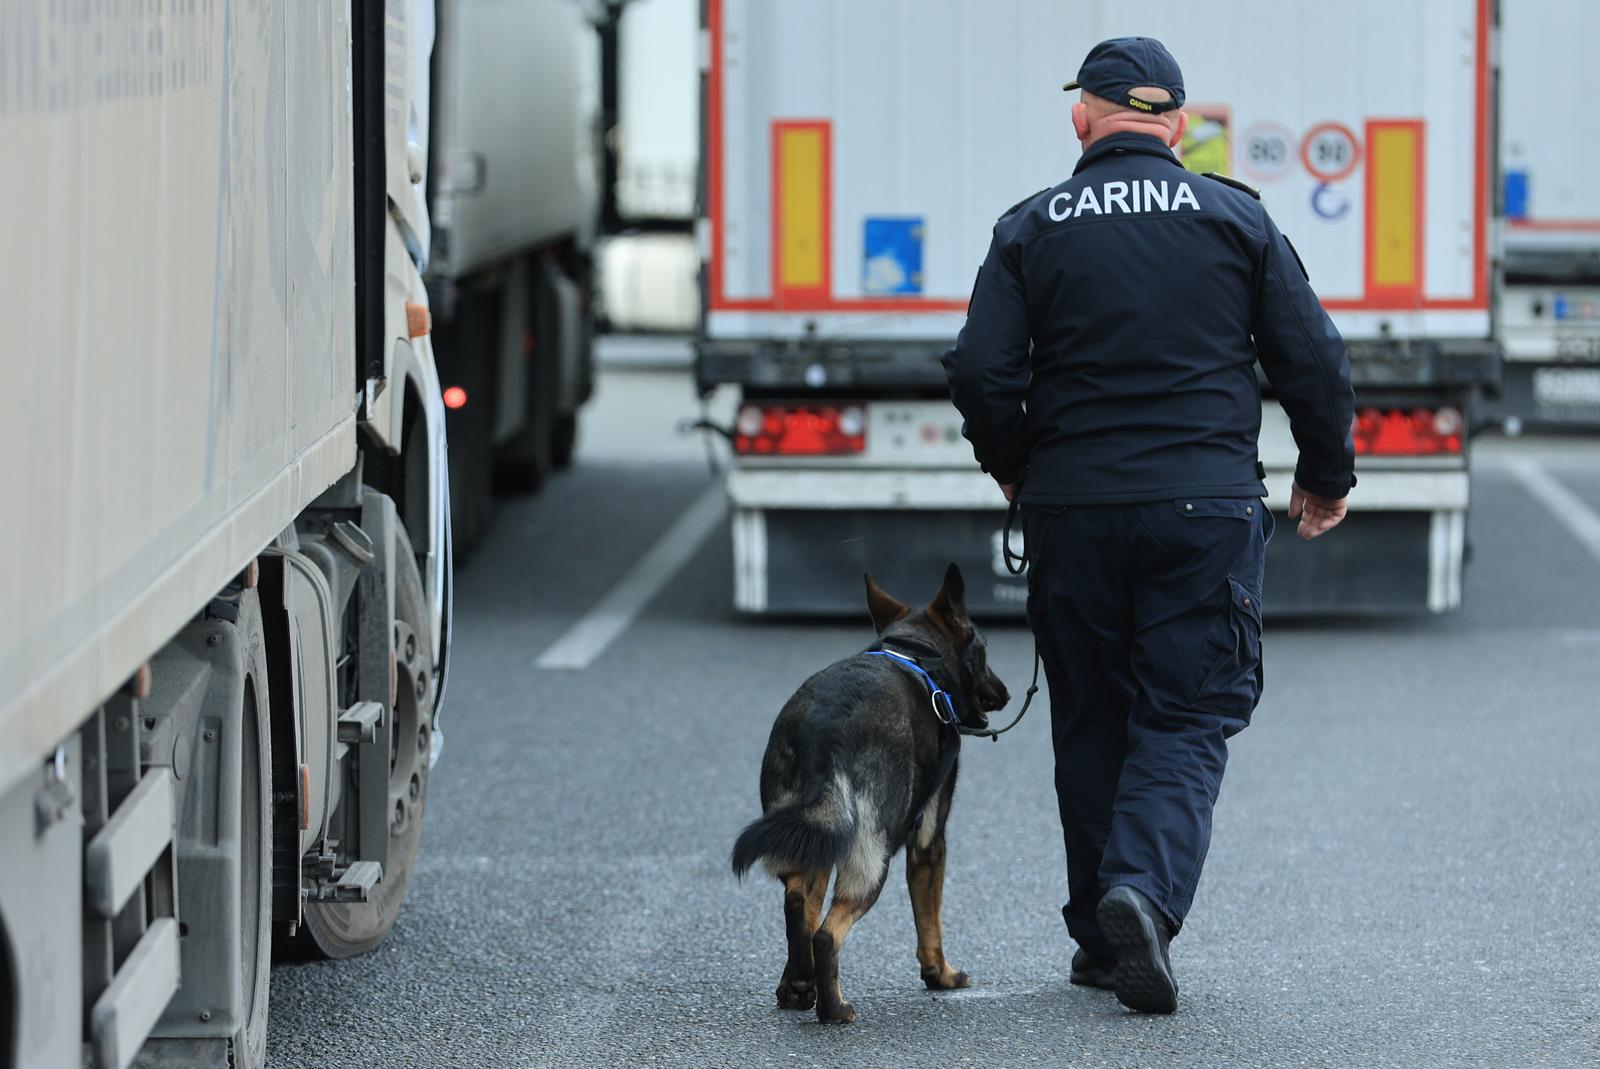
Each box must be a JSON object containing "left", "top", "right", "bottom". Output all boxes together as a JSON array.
[
  {"left": 535, "top": 482, "right": 727, "bottom": 670},
  {"left": 1506, "top": 456, "right": 1600, "bottom": 565}
]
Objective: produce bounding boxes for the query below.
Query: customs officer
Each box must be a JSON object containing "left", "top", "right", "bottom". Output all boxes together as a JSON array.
[{"left": 942, "top": 36, "right": 1356, "bottom": 1013}]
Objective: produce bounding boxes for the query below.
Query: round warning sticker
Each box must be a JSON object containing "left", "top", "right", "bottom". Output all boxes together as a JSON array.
[
  {"left": 1300, "top": 122, "right": 1361, "bottom": 182},
  {"left": 1240, "top": 123, "right": 1294, "bottom": 182},
  {"left": 1310, "top": 182, "right": 1351, "bottom": 221}
]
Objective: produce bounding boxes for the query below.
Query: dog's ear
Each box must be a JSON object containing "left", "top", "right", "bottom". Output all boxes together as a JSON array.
[
  {"left": 928, "top": 561, "right": 968, "bottom": 631},
  {"left": 864, "top": 573, "right": 910, "bottom": 634}
]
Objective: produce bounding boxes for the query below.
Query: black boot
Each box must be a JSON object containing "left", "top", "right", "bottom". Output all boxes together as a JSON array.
[
  {"left": 1062, "top": 903, "right": 1117, "bottom": 990},
  {"left": 1069, "top": 948, "right": 1117, "bottom": 990},
  {"left": 1096, "top": 886, "right": 1178, "bottom": 1013}
]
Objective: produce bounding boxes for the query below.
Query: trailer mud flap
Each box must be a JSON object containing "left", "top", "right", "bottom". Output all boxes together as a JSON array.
[
  {"left": 735, "top": 506, "right": 1459, "bottom": 617},
  {"left": 1261, "top": 509, "right": 1452, "bottom": 613},
  {"left": 736, "top": 508, "right": 1027, "bottom": 616}
]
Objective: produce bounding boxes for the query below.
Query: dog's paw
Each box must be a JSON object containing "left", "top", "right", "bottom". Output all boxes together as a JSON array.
[
  {"left": 815, "top": 998, "right": 856, "bottom": 1024},
  {"left": 775, "top": 978, "right": 816, "bottom": 1010},
  {"left": 921, "top": 964, "right": 973, "bottom": 991}
]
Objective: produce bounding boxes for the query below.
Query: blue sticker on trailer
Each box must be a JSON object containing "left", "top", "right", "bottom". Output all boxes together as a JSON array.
[
  {"left": 1310, "top": 181, "right": 1350, "bottom": 221},
  {"left": 862, "top": 217, "right": 924, "bottom": 295},
  {"left": 1505, "top": 169, "right": 1529, "bottom": 220}
]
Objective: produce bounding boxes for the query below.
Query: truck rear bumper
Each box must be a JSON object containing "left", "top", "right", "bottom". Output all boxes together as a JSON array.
[{"left": 727, "top": 467, "right": 1468, "bottom": 615}]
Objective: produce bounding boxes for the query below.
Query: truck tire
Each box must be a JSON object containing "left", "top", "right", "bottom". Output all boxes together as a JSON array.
[
  {"left": 494, "top": 257, "right": 557, "bottom": 493},
  {"left": 230, "top": 679, "right": 273, "bottom": 1067},
  {"left": 448, "top": 425, "right": 493, "bottom": 559},
  {"left": 551, "top": 412, "right": 578, "bottom": 470},
  {"left": 296, "top": 522, "right": 432, "bottom": 958},
  {"left": 441, "top": 287, "right": 497, "bottom": 558},
  {"left": 138, "top": 590, "right": 273, "bottom": 1068}
]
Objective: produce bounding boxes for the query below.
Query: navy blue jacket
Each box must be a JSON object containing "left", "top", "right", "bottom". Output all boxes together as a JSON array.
[{"left": 942, "top": 131, "right": 1356, "bottom": 504}]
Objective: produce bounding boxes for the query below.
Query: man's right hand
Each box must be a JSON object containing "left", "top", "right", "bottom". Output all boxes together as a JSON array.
[{"left": 1287, "top": 482, "right": 1348, "bottom": 540}]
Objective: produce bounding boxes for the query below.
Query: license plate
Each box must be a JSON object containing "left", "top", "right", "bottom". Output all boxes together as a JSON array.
[
  {"left": 1554, "top": 334, "right": 1600, "bottom": 361},
  {"left": 1533, "top": 367, "right": 1600, "bottom": 408}
]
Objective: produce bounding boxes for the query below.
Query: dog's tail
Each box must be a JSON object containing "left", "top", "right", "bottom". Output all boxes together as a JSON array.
[{"left": 731, "top": 775, "right": 856, "bottom": 879}]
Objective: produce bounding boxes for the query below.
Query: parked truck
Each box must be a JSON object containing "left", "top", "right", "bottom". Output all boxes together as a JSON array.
[
  {"left": 1, "top": 3, "right": 449, "bottom": 1066},
  {"left": 594, "top": 0, "right": 702, "bottom": 333},
  {"left": 697, "top": 0, "right": 1499, "bottom": 616},
  {"left": 1490, "top": 0, "right": 1600, "bottom": 430},
  {"left": 427, "top": 0, "right": 602, "bottom": 554}
]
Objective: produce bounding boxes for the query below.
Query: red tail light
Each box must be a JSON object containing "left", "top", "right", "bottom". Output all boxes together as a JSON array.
[
  {"left": 1353, "top": 406, "right": 1462, "bottom": 456},
  {"left": 733, "top": 403, "right": 866, "bottom": 455},
  {"left": 442, "top": 386, "right": 468, "bottom": 410}
]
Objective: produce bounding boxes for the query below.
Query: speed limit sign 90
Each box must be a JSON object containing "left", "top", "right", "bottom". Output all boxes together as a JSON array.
[
  {"left": 1300, "top": 122, "right": 1361, "bottom": 182},
  {"left": 1241, "top": 123, "right": 1294, "bottom": 182}
]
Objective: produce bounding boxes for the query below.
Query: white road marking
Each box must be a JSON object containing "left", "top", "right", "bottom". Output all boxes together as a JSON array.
[
  {"left": 937, "top": 984, "right": 1051, "bottom": 1001},
  {"left": 535, "top": 482, "right": 727, "bottom": 670},
  {"left": 1506, "top": 456, "right": 1600, "bottom": 565}
]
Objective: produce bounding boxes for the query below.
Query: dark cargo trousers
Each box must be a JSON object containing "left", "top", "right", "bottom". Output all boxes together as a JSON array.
[{"left": 1024, "top": 497, "right": 1272, "bottom": 956}]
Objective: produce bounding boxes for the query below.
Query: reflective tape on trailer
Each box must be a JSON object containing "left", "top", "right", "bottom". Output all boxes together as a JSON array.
[{"left": 1365, "top": 120, "right": 1426, "bottom": 304}]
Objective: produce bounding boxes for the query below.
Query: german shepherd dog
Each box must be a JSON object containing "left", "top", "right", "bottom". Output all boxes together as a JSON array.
[{"left": 731, "top": 564, "right": 1010, "bottom": 1023}]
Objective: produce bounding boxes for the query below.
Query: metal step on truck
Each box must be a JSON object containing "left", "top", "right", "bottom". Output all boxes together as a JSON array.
[
  {"left": 1487, "top": 0, "right": 1600, "bottom": 431},
  {"left": 1, "top": 3, "right": 448, "bottom": 1066},
  {"left": 696, "top": 0, "right": 1500, "bottom": 616}
]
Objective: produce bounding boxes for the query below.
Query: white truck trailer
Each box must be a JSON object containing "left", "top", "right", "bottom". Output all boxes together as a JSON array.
[
  {"left": 1, "top": 3, "right": 450, "bottom": 1066},
  {"left": 596, "top": 0, "right": 703, "bottom": 333},
  {"left": 697, "top": 0, "right": 1499, "bottom": 616},
  {"left": 427, "top": 0, "right": 602, "bottom": 553},
  {"left": 1491, "top": 0, "right": 1600, "bottom": 430}
]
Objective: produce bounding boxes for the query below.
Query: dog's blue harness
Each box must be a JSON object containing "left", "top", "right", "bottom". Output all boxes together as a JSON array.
[
  {"left": 864, "top": 649, "right": 958, "bottom": 727},
  {"left": 864, "top": 646, "right": 966, "bottom": 838}
]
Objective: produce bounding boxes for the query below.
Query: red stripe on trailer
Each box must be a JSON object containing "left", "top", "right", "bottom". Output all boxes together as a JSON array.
[
  {"left": 1508, "top": 218, "right": 1600, "bottom": 232},
  {"left": 707, "top": 0, "right": 726, "bottom": 312},
  {"left": 1472, "top": 0, "right": 1489, "bottom": 308},
  {"left": 712, "top": 296, "right": 972, "bottom": 313}
]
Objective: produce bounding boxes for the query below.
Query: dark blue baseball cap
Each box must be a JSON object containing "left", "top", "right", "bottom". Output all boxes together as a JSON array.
[{"left": 1063, "top": 36, "right": 1186, "bottom": 114}]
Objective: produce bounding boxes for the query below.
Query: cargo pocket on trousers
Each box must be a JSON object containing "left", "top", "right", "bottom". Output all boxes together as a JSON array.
[{"left": 1191, "top": 575, "right": 1264, "bottom": 717}]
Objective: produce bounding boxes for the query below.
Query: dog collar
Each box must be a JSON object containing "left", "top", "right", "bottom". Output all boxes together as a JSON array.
[{"left": 864, "top": 649, "right": 959, "bottom": 728}]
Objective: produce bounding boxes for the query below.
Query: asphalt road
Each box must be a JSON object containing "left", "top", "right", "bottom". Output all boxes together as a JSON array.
[{"left": 269, "top": 367, "right": 1600, "bottom": 1068}]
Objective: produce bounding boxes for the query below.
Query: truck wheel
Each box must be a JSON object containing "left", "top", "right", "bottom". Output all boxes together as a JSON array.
[
  {"left": 442, "top": 286, "right": 497, "bottom": 558},
  {"left": 494, "top": 258, "right": 557, "bottom": 493},
  {"left": 450, "top": 439, "right": 493, "bottom": 559},
  {"left": 139, "top": 591, "right": 273, "bottom": 1068},
  {"left": 297, "top": 523, "right": 432, "bottom": 958},
  {"left": 551, "top": 413, "right": 578, "bottom": 470},
  {"left": 230, "top": 680, "right": 273, "bottom": 1067}
]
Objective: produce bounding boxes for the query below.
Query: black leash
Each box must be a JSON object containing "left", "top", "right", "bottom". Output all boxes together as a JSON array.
[
  {"left": 958, "top": 485, "right": 1043, "bottom": 741},
  {"left": 1002, "top": 485, "right": 1029, "bottom": 576},
  {"left": 956, "top": 653, "right": 1039, "bottom": 740},
  {"left": 868, "top": 488, "right": 1044, "bottom": 745},
  {"left": 870, "top": 495, "right": 1046, "bottom": 839}
]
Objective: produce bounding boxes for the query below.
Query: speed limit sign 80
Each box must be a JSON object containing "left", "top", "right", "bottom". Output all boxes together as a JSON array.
[{"left": 1241, "top": 122, "right": 1294, "bottom": 182}]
